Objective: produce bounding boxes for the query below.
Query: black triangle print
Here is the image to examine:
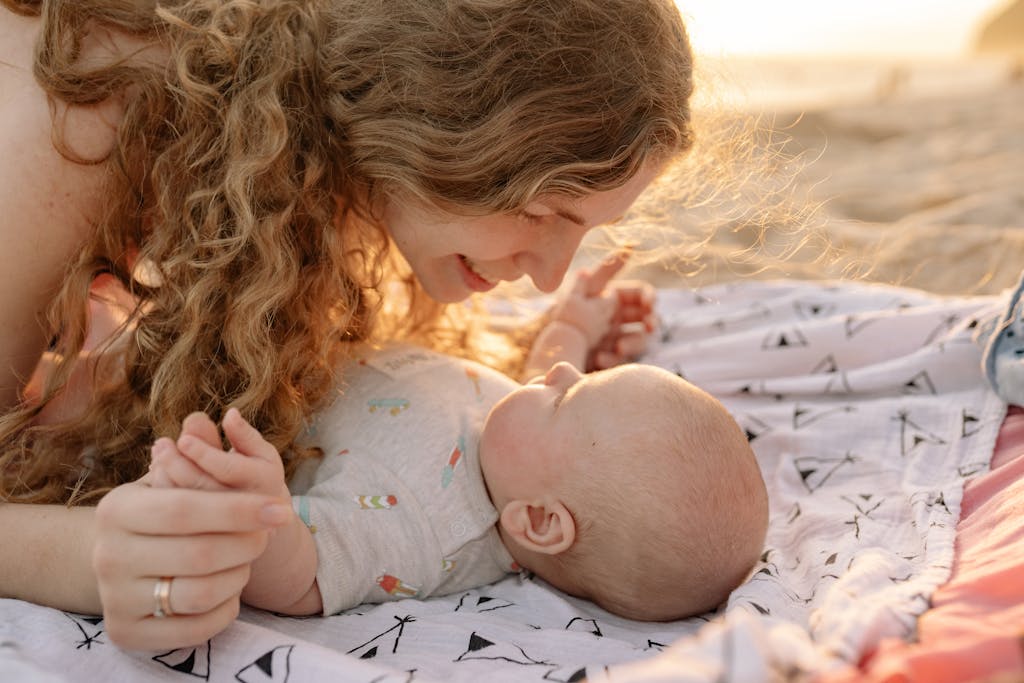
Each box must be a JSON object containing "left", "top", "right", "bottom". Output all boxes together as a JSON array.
[
  {"left": 152, "top": 641, "right": 211, "bottom": 680},
  {"left": 794, "top": 299, "right": 836, "bottom": 319},
  {"left": 811, "top": 354, "right": 839, "bottom": 374},
  {"left": 738, "top": 413, "right": 772, "bottom": 442},
  {"left": 793, "top": 453, "right": 856, "bottom": 493},
  {"left": 543, "top": 666, "right": 588, "bottom": 682},
  {"left": 895, "top": 411, "right": 947, "bottom": 456},
  {"left": 468, "top": 633, "right": 494, "bottom": 652},
  {"left": 761, "top": 327, "right": 809, "bottom": 350},
  {"left": 958, "top": 461, "right": 987, "bottom": 478},
  {"left": 566, "top": 617, "right": 602, "bottom": 637},
  {"left": 455, "top": 633, "right": 550, "bottom": 666},
  {"left": 825, "top": 372, "right": 854, "bottom": 394},
  {"left": 346, "top": 615, "right": 415, "bottom": 658},
  {"left": 901, "top": 371, "right": 937, "bottom": 396},
  {"left": 921, "top": 314, "right": 961, "bottom": 346},
  {"left": 961, "top": 409, "right": 982, "bottom": 438},
  {"left": 844, "top": 315, "right": 878, "bottom": 339},
  {"left": 455, "top": 591, "right": 515, "bottom": 613},
  {"left": 236, "top": 645, "right": 294, "bottom": 683},
  {"left": 793, "top": 404, "right": 855, "bottom": 429}
]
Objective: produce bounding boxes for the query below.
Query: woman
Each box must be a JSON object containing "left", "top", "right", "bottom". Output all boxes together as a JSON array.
[{"left": 0, "top": 0, "right": 694, "bottom": 649}]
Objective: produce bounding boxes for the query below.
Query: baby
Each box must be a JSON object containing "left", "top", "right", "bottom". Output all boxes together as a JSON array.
[{"left": 150, "top": 262, "right": 768, "bottom": 622}]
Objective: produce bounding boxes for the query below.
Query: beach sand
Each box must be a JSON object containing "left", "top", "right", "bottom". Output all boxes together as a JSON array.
[{"left": 620, "top": 58, "right": 1024, "bottom": 296}]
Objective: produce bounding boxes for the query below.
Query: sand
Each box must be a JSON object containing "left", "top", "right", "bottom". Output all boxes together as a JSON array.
[{"left": 615, "top": 60, "right": 1024, "bottom": 297}]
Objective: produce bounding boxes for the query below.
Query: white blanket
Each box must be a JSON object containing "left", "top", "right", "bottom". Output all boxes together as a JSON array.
[{"left": 0, "top": 280, "right": 1007, "bottom": 683}]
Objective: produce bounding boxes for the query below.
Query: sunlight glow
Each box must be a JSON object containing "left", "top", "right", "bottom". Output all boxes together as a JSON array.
[{"left": 675, "top": 0, "right": 1012, "bottom": 57}]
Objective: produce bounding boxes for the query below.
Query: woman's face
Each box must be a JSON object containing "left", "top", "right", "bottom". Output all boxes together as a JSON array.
[{"left": 381, "top": 164, "right": 660, "bottom": 303}]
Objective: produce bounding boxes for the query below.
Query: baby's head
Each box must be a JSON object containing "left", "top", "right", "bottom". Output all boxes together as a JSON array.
[{"left": 479, "top": 363, "right": 768, "bottom": 621}]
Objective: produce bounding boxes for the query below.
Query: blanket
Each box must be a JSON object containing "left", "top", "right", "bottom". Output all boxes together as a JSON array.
[{"left": 0, "top": 279, "right": 1008, "bottom": 683}]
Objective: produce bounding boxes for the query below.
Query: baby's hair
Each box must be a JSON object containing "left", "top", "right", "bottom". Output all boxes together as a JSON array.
[
  {"left": 0, "top": 0, "right": 696, "bottom": 504},
  {"left": 549, "top": 368, "right": 767, "bottom": 620}
]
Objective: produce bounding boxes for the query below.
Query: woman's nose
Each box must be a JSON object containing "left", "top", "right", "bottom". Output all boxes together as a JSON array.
[{"left": 517, "top": 227, "right": 589, "bottom": 293}]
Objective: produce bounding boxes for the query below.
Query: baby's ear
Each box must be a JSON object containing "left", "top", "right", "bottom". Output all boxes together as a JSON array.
[{"left": 499, "top": 499, "right": 575, "bottom": 555}]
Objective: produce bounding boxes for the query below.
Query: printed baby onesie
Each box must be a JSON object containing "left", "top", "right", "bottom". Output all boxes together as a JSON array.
[{"left": 290, "top": 345, "right": 520, "bottom": 615}]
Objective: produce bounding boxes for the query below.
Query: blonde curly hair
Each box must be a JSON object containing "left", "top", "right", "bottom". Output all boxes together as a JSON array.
[{"left": 0, "top": 0, "right": 695, "bottom": 504}]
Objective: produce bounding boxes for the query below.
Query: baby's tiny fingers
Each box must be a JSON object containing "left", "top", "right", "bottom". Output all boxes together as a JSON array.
[
  {"left": 153, "top": 439, "right": 227, "bottom": 491},
  {"left": 614, "top": 331, "right": 649, "bottom": 360},
  {"left": 584, "top": 250, "right": 630, "bottom": 297},
  {"left": 592, "top": 350, "right": 625, "bottom": 371},
  {"left": 222, "top": 409, "right": 280, "bottom": 464},
  {"left": 181, "top": 412, "right": 222, "bottom": 449},
  {"left": 177, "top": 435, "right": 261, "bottom": 489}
]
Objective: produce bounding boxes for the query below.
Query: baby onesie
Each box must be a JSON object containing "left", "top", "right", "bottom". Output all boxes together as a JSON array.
[{"left": 290, "top": 344, "right": 520, "bottom": 615}]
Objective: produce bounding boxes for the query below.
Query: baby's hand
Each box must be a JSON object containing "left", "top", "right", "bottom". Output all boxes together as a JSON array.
[
  {"left": 148, "top": 409, "right": 289, "bottom": 500},
  {"left": 553, "top": 250, "right": 656, "bottom": 370}
]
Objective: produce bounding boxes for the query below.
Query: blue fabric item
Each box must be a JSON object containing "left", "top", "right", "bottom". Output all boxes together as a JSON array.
[{"left": 982, "top": 270, "right": 1024, "bottom": 406}]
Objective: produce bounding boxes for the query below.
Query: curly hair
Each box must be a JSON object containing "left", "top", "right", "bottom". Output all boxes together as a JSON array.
[{"left": 0, "top": 0, "right": 695, "bottom": 504}]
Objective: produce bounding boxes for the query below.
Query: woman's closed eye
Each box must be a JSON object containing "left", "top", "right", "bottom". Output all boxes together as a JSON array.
[{"left": 518, "top": 211, "right": 547, "bottom": 226}]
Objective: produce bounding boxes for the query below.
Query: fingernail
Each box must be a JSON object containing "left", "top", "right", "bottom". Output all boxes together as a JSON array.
[{"left": 260, "top": 502, "right": 292, "bottom": 525}]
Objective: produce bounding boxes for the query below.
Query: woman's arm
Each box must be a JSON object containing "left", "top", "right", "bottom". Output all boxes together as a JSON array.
[
  {"left": 0, "top": 485, "right": 292, "bottom": 651},
  {"left": 0, "top": 504, "right": 101, "bottom": 613}
]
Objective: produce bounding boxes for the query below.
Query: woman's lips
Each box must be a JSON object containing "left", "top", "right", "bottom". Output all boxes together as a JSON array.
[{"left": 458, "top": 255, "right": 499, "bottom": 293}]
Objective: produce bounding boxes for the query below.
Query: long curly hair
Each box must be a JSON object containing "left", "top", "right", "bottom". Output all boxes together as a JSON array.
[{"left": 0, "top": 0, "right": 695, "bottom": 505}]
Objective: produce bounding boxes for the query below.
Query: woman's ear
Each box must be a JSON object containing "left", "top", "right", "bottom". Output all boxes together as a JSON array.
[{"left": 499, "top": 499, "right": 576, "bottom": 555}]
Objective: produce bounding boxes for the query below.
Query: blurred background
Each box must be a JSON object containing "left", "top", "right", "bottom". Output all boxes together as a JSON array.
[
  {"left": 677, "top": 0, "right": 1020, "bottom": 109},
  {"left": 607, "top": 0, "right": 1024, "bottom": 295}
]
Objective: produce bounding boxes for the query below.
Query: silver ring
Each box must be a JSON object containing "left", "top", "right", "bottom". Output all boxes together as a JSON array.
[{"left": 153, "top": 576, "right": 175, "bottom": 618}]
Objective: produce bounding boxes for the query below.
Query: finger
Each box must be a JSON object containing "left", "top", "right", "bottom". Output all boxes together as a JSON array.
[
  {"left": 584, "top": 249, "right": 631, "bottom": 297},
  {"left": 612, "top": 302, "right": 654, "bottom": 326},
  {"left": 104, "top": 594, "right": 242, "bottom": 652},
  {"left": 614, "top": 332, "right": 649, "bottom": 359},
  {"left": 96, "top": 484, "right": 292, "bottom": 535},
  {"left": 592, "top": 350, "right": 625, "bottom": 371},
  {"left": 142, "top": 565, "right": 252, "bottom": 618},
  {"left": 95, "top": 529, "right": 269, "bottom": 584},
  {"left": 177, "top": 433, "right": 266, "bottom": 489},
  {"left": 610, "top": 280, "right": 655, "bottom": 311},
  {"left": 222, "top": 408, "right": 280, "bottom": 464},
  {"left": 146, "top": 455, "right": 174, "bottom": 489},
  {"left": 569, "top": 269, "right": 592, "bottom": 298},
  {"left": 153, "top": 438, "right": 228, "bottom": 491},
  {"left": 180, "top": 412, "right": 222, "bottom": 449}
]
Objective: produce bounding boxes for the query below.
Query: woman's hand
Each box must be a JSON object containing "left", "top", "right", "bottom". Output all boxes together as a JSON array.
[
  {"left": 146, "top": 409, "right": 321, "bottom": 616},
  {"left": 92, "top": 480, "right": 292, "bottom": 650}
]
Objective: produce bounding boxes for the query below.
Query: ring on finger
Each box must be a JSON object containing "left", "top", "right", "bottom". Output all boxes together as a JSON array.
[{"left": 153, "top": 576, "right": 175, "bottom": 618}]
